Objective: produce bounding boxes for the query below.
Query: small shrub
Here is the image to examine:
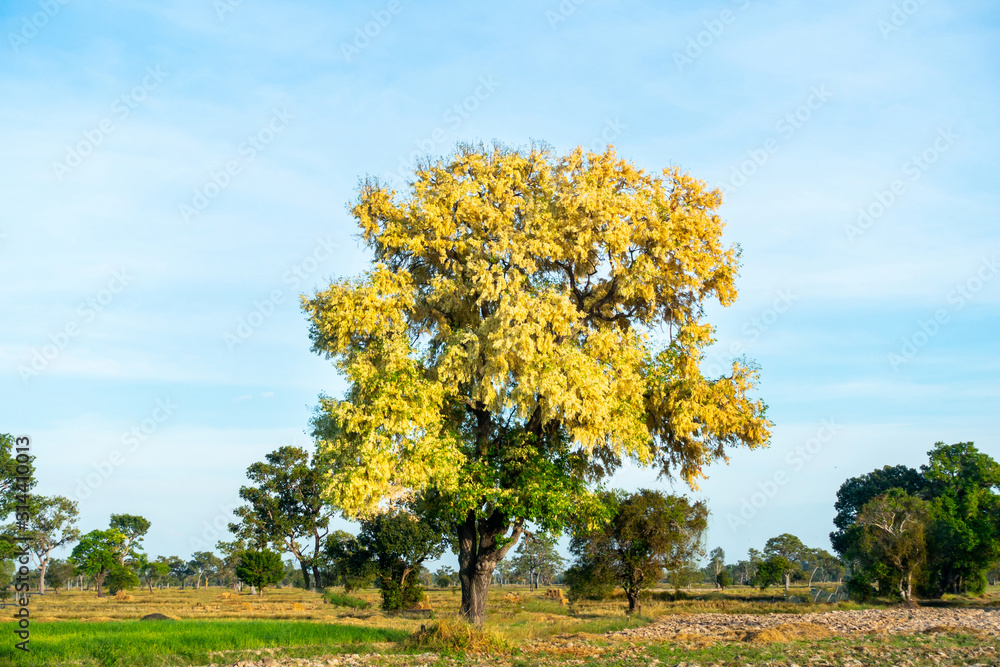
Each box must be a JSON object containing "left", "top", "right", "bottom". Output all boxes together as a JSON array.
[{"left": 405, "top": 617, "right": 512, "bottom": 654}]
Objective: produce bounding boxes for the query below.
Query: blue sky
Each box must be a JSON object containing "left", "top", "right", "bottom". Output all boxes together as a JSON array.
[{"left": 2, "top": 0, "right": 998, "bottom": 568}]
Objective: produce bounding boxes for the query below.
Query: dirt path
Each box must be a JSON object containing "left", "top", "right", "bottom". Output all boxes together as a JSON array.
[{"left": 609, "top": 606, "right": 1000, "bottom": 641}]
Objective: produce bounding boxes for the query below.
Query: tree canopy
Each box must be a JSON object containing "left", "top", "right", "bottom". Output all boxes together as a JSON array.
[{"left": 305, "top": 143, "right": 770, "bottom": 624}]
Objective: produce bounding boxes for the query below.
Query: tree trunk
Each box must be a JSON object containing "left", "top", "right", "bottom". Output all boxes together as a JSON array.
[
  {"left": 299, "top": 560, "right": 311, "bottom": 589},
  {"left": 457, "top": 509, "right": 524, "bottom": 626},
  {"left": 626, "top": 590, "right": 641, "bottom": 615},
  {"left": 783, "top": 573, "right": 790, "bottom": 594},
  {"left": 39, "top": 559, "right": 48, "bottom": 595},
  {"left": 96, "top": 571, "right": 106, "bottom": 598},
  {"left": 312, "top": 564, "right": 323, "bottom": 591}
]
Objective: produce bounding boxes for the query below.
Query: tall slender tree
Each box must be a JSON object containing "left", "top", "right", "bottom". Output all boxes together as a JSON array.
[{"left": 228, "top": 446, "right": 332, "bottom": 590}]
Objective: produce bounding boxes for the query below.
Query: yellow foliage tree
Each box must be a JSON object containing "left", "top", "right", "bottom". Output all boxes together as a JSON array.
[{"left": 305, "top": 142, "right": 771, "bottom": 624}]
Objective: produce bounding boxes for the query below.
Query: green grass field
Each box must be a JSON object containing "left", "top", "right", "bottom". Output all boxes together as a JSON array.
[{"left": 0, "top": 619, "right": 409, "bottom": 666}]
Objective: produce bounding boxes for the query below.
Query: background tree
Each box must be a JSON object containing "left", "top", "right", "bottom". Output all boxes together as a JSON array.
[
  {"left": 45, "top": 558, "right": 75, "bottom": 593},
  {"left": 921, "top": 442, "right": 1000, "bottom": 595},
  {"left": 356, "top": 508, "right": 448, "bottom": 611},
  {"left": 163, "top": 555, "right": 192, "bottom": 589},
  {"left": 511, "top": 532, "right": 565, "bottom": 590},
  {"left": 305, "top": 143, "right": 771, "bottom": 625},
  {"left": 569, "top": 490, "right": 708, "bottom": 614},
  {"left": 134, "top": 555, "right": 171, "bottom": 593},
  {"left": 69, "top": 529, "right": 126, "bottom": 597},
  {"left": 19, "top": 494, "right": 79, "bottom": 594},
  {"left": 755, "top": 555, "right": 792, "bottom": 591},
  {"left": 434, "top": 565, "right": 456, "bottom": 589},
  {"left": 236, "top": 549, "right": 284, "bottom": 597},
  {"left": 830, "top": 465, "right": 927, "bottom": 557},
  {"left": 323, "top": 530, "right": 375, "bottom": 593},
  {"left": 715, "top": 570, "right": 731, "bottom": 590},
  {"left": 109, "top": 514, "right": 151, "bottom": 565},
  {"left": 229, "top": 446, "right": 331, "bottom": 590},
  {"left": 852, "top": 490, "right": 930, "bottom": 604},
  {"left": 707, "top": 546, "right": 725, "bottom": 588},
  {"left": 189, "top": 551, "right": 223, "bottom": 589},
  {"left": 763, "top": 533, "right": 806, "bottom": 592}
]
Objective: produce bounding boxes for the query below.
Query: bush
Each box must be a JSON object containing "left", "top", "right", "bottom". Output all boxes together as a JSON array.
[
  {"left": 322, "top": 589, "right": 371, "bottom": 609},
  {"left": 716, "top": 571, "right": 731, "bottom": 589},
  {"left": 379, "top": 577, "right": 424, "bottom": 611},
  {"left": 405, "top": 617, "right": 512, "bottom": 654},
  {"left": 236, "top": 550, "right": 284, "bottom": 597},
  {"left": 564, "top": 562, "right": 614, "bottom": 602},
  {"left": 105, "top": 565, "right": 139, "bottom": 594}
]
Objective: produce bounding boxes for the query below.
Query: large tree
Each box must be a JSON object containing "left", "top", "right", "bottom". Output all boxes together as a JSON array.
[
  {"left": 830, "top": 465, "right": 927, "bottom": 557},
  {"left": 763, "top": 533, "right": 807, "bottom": 593},
  {"left": 305, "top": 143, "right": 771, "bottom": 624},
  {"left": 569, "top": 490, "right": 708, "bottom": 613},
  {"left": 852, "top": 489, "right": 930, "bottom": 604},
  {"left": 229, "top": 446, "right": 331, "bottom": 590},
  {"left": 69, "top": 529, "right": 126, "bottom": 598},
  {"left": 922, "top": 442, "right": 1000, "bottom": 595}
]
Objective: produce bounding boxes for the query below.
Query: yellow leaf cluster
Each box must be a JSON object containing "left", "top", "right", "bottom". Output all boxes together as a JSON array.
[{"left": 306, "top": 143, "right": 771, "bottom": 515}]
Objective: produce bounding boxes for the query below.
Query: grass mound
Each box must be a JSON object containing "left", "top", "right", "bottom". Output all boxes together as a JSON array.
[
  {"left": 322, "top": 589, "right": 371, "bottom": 609},
  {"left": 739, "top": 622, "right": 833, "bottom": 644},
  {"left": 406, "top": 617, "right": 512, "bottom": 654}
]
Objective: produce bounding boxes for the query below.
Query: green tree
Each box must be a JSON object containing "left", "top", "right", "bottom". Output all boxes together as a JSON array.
[
  {"left": 229, "top": 446, "right": 331, "bottom": 590},
  {"left": 434, "top": 565, "right": 456, "bottom": 588},
  {"left": 18, "top": 495, "right": 80, "bottom": 594},
  {"left": 235, "top": 549, "right": 284, "bottom": 597},
  {"left": 510, "top": 532, "right": 565, "bottom": 590},
  {"left": 356, "top": 508, "right": 448, "bottom": 611},
  {"left": 708, "top": 546, "right": 725, "bottom": 587},
  {"left": 715, "top": 570, "right": 731, "bottom": 589},
  {"left": 323, "top": 530, "right": 375, "bottom": 593},
  {"left": 0, "top": 434, "right": 35, "bottom": 562},
  {"left": 854, "top": 490, "right": 930, "bottom": 604},
  {"left": 763, "top": 533, "right": 806, "bottom": 593},
  {"left": 569, "top": 490, "right": 708, "bottom": 614},
  {"left": 755, "top": 555, "right": 792, "bottom": 591},
  {"left": 305, "top": 143, "right": 771, "bottom": 625},
  {"left": 69, "top": 529, "right": 126, "bottom": 597},
  {"left": 105, "top": 563, "right": 139, "bottom": 594},
  {"left": 921, "top": 442, "right": 1000, "bottom": 595},
  {"left": 44, "top": 558, "right": 75, "bottom": 593},
  {"left": 830, "top": 465, "right": 927, "bottom": 557},
  {"left": 189, "top": 551, "right": 223, "bottom": 589},
  {"left": 134, "top": 555, "right": 171, "bottom": 593}
]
